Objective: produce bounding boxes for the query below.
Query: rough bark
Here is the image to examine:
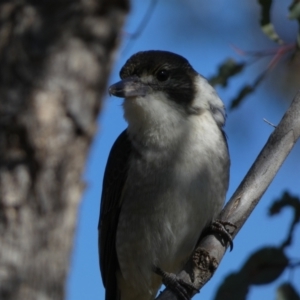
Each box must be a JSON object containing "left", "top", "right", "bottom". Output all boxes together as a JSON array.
[
  {"left": 157, "top": 90, "right": 300, "bottom": 299},
  {"left": 0, "top": 1, "right": 129, "bottom": 299}
]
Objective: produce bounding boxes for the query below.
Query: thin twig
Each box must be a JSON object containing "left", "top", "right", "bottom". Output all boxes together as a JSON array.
[
  {"left": 122, "top": 0, "right": 158, "bottom": 55},
  {"left": 263, "top": 118, "right": 277, "bottom": 128}
]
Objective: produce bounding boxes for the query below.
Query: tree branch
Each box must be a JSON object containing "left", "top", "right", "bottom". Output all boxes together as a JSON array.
[{"left": 156, "top": 90, "right": 300, "bottom": 299}]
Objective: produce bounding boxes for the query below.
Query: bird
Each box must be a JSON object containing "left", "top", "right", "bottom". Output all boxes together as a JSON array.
[{"left": 98, "top": 50, "right": 230, "bottom": 300}]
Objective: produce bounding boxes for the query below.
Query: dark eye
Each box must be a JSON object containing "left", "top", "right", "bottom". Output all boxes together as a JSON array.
[{"left": 156, "top": 69, "right": 170, "bottom": 81}]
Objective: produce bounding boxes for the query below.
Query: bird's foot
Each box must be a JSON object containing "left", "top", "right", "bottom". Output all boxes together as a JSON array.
[
  {"left": 153, "top": 266, "right": 199, "bottom": 300},
  {"left": 209, "top": 220, "right": 236, "bottom": 251}
]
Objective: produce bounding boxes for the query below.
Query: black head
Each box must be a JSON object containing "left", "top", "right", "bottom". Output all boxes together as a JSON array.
[{"left": 119, "top": 50, "right": 198, "bottom": 107}]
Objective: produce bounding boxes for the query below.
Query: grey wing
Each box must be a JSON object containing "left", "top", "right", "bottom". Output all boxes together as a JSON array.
[{"left": 98, "top": 130, "right": 132, "bottom": 300}]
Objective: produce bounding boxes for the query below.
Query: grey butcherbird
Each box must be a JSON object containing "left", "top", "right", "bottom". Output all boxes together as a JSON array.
[{"left": 99, "top": 50, "right": 230, "bottom": 300}]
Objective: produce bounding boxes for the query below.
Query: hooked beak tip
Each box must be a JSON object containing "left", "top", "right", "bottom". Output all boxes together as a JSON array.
[{"left": 108, "top": 84, "right": 118, "bottom": 97}]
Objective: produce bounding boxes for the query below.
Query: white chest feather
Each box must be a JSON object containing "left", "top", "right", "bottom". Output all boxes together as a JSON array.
[{"left": 116, "top": 98, "right": 229, "bottom": 296}]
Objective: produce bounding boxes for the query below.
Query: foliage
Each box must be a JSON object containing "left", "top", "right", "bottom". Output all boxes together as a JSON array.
[
  {"left": 207, "top": 3, "right": 300, "bottom": 298},
  {"left": 208, "top": 0, "right": 300, "bottom": 109}
]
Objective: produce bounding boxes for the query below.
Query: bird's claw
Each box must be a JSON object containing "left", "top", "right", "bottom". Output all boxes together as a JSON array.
[
  {"left": 210, "top": 220, "right": 236, "bottom": 251},
  {"left": 153, "top": 266, "right": 199, "bottom": 300}
]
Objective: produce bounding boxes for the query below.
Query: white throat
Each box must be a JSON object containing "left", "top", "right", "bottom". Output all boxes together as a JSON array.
[
  {"left": 122, "top": 75, "right": 225, "bottom": 149},
  {"left": 123, "top": 91, "right": 187, "bottom": 148}
]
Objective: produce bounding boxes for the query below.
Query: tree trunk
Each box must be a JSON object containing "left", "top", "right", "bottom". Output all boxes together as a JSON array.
[{"left": 0, "top": 1, "right": 129, "bottom": 299}]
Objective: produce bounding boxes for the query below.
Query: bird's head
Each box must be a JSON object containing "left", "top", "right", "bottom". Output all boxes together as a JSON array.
[{"left": 109, "top": 51, "right": 226, "bottom": 143}]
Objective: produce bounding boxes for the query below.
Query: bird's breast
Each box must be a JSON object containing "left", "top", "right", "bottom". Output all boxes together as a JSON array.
[{"left": 116, "top": 111, "right": 229, "bottom": 295}]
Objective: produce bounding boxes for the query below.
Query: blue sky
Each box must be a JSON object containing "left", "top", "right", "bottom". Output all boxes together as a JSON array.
[{"left": 67, "top": 1, "right": 300, "bottom": 299}]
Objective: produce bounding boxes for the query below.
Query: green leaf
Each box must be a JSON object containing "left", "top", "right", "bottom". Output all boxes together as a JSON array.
[
  {"left": 241, "top": 247, "right": 289, "bottom": 285},
  {"left": 230, "top": 71, "right": 266, "bottom": 110},
  {"left": 208, "top": 59, "right": 245, "bottom": 87},
  {"left": 289, "top": 1, "right": 300, "bottom": 20},
  {"left": 276, "top": 282, "right": 300, "bottom": 300},
  {"left": 230, "top": 85, "right": 253, "bottom": 110},
  {"left": 258, "top": 0, "right": 283, "bottom": 44},
  {"left": 289, "top": 0, "right": 300, "bottom": 48},
  {"left": 269, "top": 191, "right": 300, "bottom": 249},
  {"left": 213, "top": 272, "right": 249, "bottom": 300}
]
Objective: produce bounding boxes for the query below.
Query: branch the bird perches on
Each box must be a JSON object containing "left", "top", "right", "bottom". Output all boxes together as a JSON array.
[{"left": 157, "top": 90, "right": 300, "bottom": 300}]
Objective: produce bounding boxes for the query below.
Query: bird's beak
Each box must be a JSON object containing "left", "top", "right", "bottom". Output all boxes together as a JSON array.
[{"left": 108, "top": 76, "right": 151, "bottom": 98}]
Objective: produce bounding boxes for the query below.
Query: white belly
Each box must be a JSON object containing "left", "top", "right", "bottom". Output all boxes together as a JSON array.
[
  {"left": 116, "top": 108, "right": 229, "bottom": 299},
  {"left": 116, "top": 140, "right": 227, "bottom": 297}
]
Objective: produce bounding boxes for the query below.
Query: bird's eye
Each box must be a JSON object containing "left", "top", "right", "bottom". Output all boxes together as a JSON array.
[{"left": 156, "top": 69, "right": 170, "bottom": 82}]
